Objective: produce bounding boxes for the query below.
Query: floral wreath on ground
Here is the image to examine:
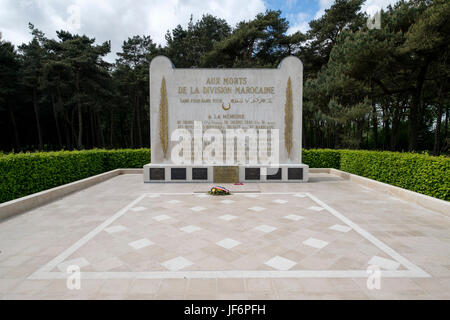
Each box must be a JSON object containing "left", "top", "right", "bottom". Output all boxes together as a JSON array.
[{"left": 209, "top": 186, "right": 230, "bottom": 196}]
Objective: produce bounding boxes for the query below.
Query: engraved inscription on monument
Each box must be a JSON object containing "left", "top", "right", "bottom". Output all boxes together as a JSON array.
[
  {"left": 149, "top": 55, "right": 303, "bottom": 165},
  {"left": 144, "top": 55, "right": 309, "bottom": 183}
]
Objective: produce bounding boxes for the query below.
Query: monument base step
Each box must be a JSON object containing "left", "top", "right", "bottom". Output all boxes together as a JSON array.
[{"left": 143, "top": 164, "right": 309, "bottom": 183}]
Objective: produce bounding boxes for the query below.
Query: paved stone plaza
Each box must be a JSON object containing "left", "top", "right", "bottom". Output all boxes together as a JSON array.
[{"left": 0, "top": 172, "right": 449, "bottom": 299}]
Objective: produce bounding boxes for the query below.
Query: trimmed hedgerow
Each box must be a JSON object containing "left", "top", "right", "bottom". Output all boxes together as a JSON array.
[
  {"left": 102, "top": 149, "right": 150, "bottom": 171},
  {"left": 340, "top": 150, "right": 450, "bottom": 201},
  {"left": 0, "top": 148, "right": 448, "bottom": 203},
  {"left": 302, "top": 149, "right": 341, "bottom": 169},
  {"left": 0, "top": 149, "right": 150, "bottom": 203}
]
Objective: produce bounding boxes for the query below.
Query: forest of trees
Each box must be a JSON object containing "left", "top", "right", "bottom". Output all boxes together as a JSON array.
[{"left": 0, "top": 0, "right": 448, "bottom": 154}]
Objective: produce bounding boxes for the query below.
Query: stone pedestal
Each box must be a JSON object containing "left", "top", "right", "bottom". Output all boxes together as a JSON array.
[{"left": 144, "top": 163, "right": 309, "bottom": 183}]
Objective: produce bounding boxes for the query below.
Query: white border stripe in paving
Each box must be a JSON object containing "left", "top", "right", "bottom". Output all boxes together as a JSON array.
[
  {"left": 368, "top": 255, "right": 400, "bottom": 270},
  {"left": 196, "top": 194, "right": 208, "bottom": 198},
  {"left": 31, "top": 270, "right": 429, "bottom": 280},
  {"left": 293, "top": 193, "right": 306, "bottom": 198},
  {"left": 308, "top": 206, "right": 325, "bottom": 212},
  {"left": 220, "top": 199, "right": 235, "bottom": 204},
  {"left": 29, "top": 192, "right": 430, "bottom": 280},
  {"left": 57, "top": 257, "right": 90, "bottom": 272},
  {"left": 30, "top": 194, "right": 147, "bottom": 275},
  {"left": 130, "top": 206, "right": 146, "bottom": 212},
  {"left": 104, "top": 225, "right": 127, "bottom": 234},
  {"left": 305, "top": 192, "right": 429, "bottom": 277}
]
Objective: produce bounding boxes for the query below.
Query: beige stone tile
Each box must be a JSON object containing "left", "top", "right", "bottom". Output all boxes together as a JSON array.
[
  {"left": 129, "top": 279, "right": 161, "bottom": 295},
  {"left": 187, "top": 279, "right": 217, "bottom": 295},
  {"left": 154, "top": 293, "right": 185, "bottom": 300},
  {"left": 217, "top": 278, "right": 245, "bottom": 294},
  {"left": 217, "top": 293, "right": 248, "bottom": 300},
  {"left": 1, "top": 174, "right": 449, "bottom": 299},
  {"left": 158, "top": 279, "right": 187, "bottom": 295},
  {"left": 0, "top": 279, "right": 22, "bottom": 294},
  {"left": 271, "top": 278, "right": 305, "bottom": 293},
  {"left": 125, "top": 293, "right": 156, "bottom": 300},
  {"left": 246, "top": 292, "right": 278, "bottom": 300},
  {"left": 99, "top": 279, "right": 133, "bottom": 294},
  {"left": 10, "top": 280, "right": 51, "bottom": 295},
  {"left": 245, "top": 278, "right": 274, "bottom": 292}
]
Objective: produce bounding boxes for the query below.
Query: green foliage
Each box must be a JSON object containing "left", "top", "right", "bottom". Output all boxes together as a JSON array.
[
  {"left": 0, "top": 149, "right": 150, "bottom": 203},
  {"left": 2, "top": 148, "right": 447, "bottom": 203},
  {"left": 102, "top": 149, "right": 150, "bottom": 171},
  {"left": 302, "top": 149, "right": 341, "bottom": 169},
  {"left": 1, "top": 3, "right": 449, "bottom": 155},
  {"left": 304, "top": 149, "right": 449, "bottom": 200},
  {"left": 340, "top": 150, "right": 450, "bottom": 201}
]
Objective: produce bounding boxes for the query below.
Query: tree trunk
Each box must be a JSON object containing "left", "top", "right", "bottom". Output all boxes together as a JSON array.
[
  {"left": 32, "top": 88, "right": 43, "bottom": 150},
  {"left": 335, "top": 123, "right": 341, "bottom": 148},
  {"left": 96, "top": 112, "right": 105, "bottom": 148},
  {"left": 90, "top": 108, "right": 96, "bottom": 148},
  {"left": 130, "top": 104, "right": 135, "bottom": 148},
  {"left": 433, "top": 103, "right": 443, "bottom": 156},
  {"left": 371, "top": 103, "right": 378, "bottom": 150},
  {"left": 8, "top": 105, "right": 20, "bottom": 151},
  {"left": 391, "top": 104, "right": 401, "bottom": 151},
  {"left": 445, "top": 107, "right": 449, "bottom": 143},
  {"left": 109, "top": 109, "right": 114, "bottom": 148},
  {"left": 408, "top": 61, "right": 429, "bottom": 151},
  {"left": 357, "top": 119, "right": 363, "bottom": 149},
  {"left": 75, "top": 71, "right": 83, "bottom": 149},
  {"left": 382, "top": 106, "right": 390, "bottom": 150},
  {"left": 51, "top": 93, "right": 62, "bottom": 149}
]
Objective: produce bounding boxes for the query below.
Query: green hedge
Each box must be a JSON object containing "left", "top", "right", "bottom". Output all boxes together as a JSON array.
[
  {"left": 0, "top": 149, "right": 150, "bottom": 203},
  {"left": 340, "top": 150, "right": 449, "bottom": 201},
  {"left": 302, "top": 149, "right": 341, "bottom": 169},
  {"left": 0, "top": 148, "right": 448, "bottom": 203}
]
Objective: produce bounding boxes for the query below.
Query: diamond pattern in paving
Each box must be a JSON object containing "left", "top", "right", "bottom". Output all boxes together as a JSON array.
[{"left": 50, "top": 193, "right": 404, "bottom": 274}]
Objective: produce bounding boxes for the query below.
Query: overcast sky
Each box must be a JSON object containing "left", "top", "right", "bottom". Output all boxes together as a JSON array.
[{"left": 0, "top": 0, "right": 398, "bottom": 62}]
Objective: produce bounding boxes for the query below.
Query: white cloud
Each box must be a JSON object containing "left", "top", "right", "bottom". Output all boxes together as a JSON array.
[
  {"left": 314, "top": 0, "right": 334, "bottom": 19},
  {"left": 287, "top": 12, "right": 310, "bottom": 34},
  {"left": 362, "top": 0, "right": 398, "bottom": 15},
  {"left": 313, "top": 0, "right": 399, "bottom": 20},
  {"left": 0, "top": 0, "right": 266, "bottom": 61}
]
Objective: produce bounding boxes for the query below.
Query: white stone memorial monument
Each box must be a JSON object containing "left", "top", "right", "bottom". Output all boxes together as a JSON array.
[{"left": 143, "top": 55, "right": 309, "bottom": 183}]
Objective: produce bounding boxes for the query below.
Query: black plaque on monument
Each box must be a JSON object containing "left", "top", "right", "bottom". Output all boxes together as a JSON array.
[
  {"left": 192, "top": 168, "right": 208, "bottom": 180},
  {"left": 288, "top": 168, "right": 303, "bottom": 180},
  {"left": 171, "top": 168, "right": 186, "bottom": 180},
  {"left": 150, "top": 168, "right": 165, "bottom": 180},
  {"left": 245, "top": 168, "right": 260, "bottom": 180},
  {"left": 267, "top": 168, "right": 282, "bottom": 180}
]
